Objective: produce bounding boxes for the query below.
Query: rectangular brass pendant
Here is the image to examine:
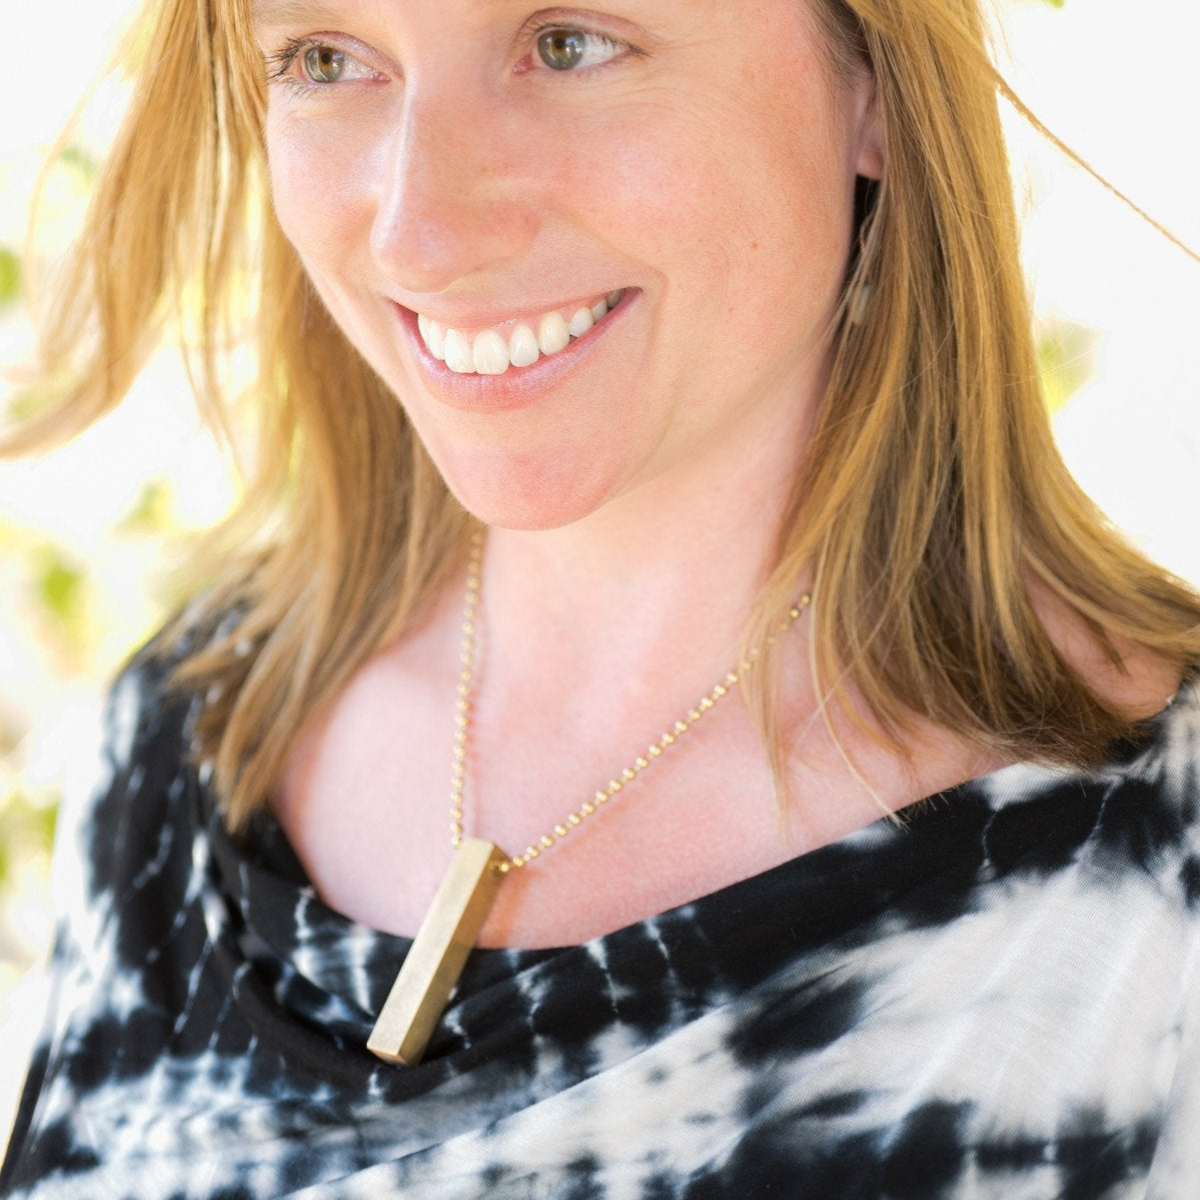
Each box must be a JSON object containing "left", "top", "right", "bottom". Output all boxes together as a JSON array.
[{"left": 367, "top": 837, "right": 507, "bottom": 1066}]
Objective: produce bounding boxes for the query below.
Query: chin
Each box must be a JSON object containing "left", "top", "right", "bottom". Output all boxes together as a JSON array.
[{"left": 434, "top": 449, "right": 626, "bottom": 533}]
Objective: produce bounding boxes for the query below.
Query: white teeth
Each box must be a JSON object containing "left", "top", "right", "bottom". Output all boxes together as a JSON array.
[
  {"left": 538, "top": 311, "right": 571, "bottom": 356},
  {"left": 421, "top": 317, "right": 446, "bottom": 361},
  {"left": 509, "top": 323, "right": 540, "bottom": 368},
  {"left": 472, "top": 330, "right": 510, "bottom": 375},
  {"left": 568, "top": 307, "right": 594, "bottom": 337},
  {"left": 416, "top": 289, "right": 625, "bottom": 376},
  {"left": 443, "top": 328, "right": 474, "bottom": 374}
]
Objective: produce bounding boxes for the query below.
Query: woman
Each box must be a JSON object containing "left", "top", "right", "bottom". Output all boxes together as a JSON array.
[{"left": 3, "top": 0, "right": 1199, "bottom": 1194}]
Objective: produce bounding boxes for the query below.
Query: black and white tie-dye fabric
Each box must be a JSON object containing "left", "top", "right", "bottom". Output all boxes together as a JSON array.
[{"left": 3, "top": 643, "right": 1199, "bottom": 1199}]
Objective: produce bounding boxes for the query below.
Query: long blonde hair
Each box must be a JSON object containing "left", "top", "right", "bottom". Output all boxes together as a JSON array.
[{"left": 6, "top": 0, "right": 1199, "bottom": 828}]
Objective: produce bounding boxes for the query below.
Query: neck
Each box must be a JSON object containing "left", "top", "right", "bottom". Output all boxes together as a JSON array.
[
  {"left": 482, "top": 481, "right": 790, "bottom": 695},
  {"left": 480, "top": 410, "right": 808, "bottom": 679}
]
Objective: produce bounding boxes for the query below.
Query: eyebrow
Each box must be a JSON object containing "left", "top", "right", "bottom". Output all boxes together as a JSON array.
[{"left": 251, "top": 0, "right": 351, "bottom": 26}]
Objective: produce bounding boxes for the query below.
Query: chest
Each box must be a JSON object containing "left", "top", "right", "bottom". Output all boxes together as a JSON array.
[{"left": 272, "top": 658, "right": 992, "bottom": 949}]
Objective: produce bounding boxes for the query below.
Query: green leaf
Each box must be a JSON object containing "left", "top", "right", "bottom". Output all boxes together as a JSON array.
[
  {"left": 33, "top": 548, "right": 87, "bottom": 629},
  {"left": 1038, "top": 320, "right": 1096, "bottom": 414},
  {"left": 0, "top": 246, "right": 21, "bottom": 309},
  {"left": 0, "top": 790, "right": 59, "bottom": 889},
  {"left": 5, "top": 384, "right": 56, "bottom": 424},
  {"left": 58, "top": 145, "right": 99, "bottom": 182},
  {"left": 117, "top": 479, "right": 175, "bottom": 535}
]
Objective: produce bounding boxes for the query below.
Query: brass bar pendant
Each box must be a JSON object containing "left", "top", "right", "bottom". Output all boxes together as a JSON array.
[{"left": 367, "top": 837, "right": 508, "bottom": 1066}]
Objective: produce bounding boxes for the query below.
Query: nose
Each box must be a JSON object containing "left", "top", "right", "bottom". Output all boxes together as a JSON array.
[{"left": 370, "top": 84, "right": 539, "bottom": 294}]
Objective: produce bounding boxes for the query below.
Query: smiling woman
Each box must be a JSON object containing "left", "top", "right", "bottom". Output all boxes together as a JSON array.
[{"left": 3, "top": 0, "right": 1200, "bottom": 1197}]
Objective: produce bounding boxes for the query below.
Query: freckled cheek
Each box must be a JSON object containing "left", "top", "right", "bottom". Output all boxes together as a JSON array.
[
  {"left": 559, "top": 114, "right": 843, "bottom": 328},
  {"left": 553, "top": 121, "right": 738, "bottom": 280}
]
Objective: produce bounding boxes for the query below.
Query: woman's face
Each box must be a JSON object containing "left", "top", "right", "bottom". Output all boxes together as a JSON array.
[{"left": 255, "top": 0, "right": 883, "bottom": 528}]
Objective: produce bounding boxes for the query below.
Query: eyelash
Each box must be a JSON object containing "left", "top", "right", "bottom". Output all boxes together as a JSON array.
[
  {"left": 263, "top": 23, "right": 635, "bottom": 95},
  {"left": 264, "top": 38, "right": 349, "bottom": 96}
]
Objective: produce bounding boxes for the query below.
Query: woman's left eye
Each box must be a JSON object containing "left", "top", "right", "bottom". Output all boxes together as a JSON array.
[{"left": 530, "top": 27, "right": 627, "bottom": 72}]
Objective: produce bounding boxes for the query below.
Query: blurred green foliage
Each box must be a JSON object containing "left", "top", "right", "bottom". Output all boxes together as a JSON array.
[
  {"left": 57, "top": 146, "right": 99, "bottom": 183},
  {"left": 0, "top": 795, "right": 57, "bottom": 892},
  {"left": 117, "top": 480, "right": 176, "bottom": 536},
  {"left": 33, "top": 552, "right": 87, "bottom": 635},
  {"left": 1038, "top": 320, "right": 1097, "bottom": 414},
  {"left": 0, "top": 523, "right": 94, "bottom": 671},
  {"left": 0, "top": 248, "right": 20, "bottom": 310}
]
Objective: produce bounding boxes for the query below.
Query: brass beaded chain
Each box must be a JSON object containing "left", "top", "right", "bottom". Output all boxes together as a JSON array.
[{"left": 449, "top": 532, "right": 812, "bottom": 875}]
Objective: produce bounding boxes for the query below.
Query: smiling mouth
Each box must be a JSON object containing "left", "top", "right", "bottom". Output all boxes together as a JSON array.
[{"left": 415, "top": 290, "right": 626, "bottom": 377}]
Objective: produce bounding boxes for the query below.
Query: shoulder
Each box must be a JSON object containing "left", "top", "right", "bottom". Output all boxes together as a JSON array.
[
  {"left": 961, "top": 669, "right": 1200, "bottom": 915},
  {"left": 1032, "top": 580, "right": 1188, "bottom": 723},
  {"left": 63, "top": 608, "right": 234, "bottom": 916}
]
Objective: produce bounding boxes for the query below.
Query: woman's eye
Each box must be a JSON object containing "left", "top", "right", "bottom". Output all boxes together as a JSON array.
[
  {"left": 302, "top": 44, "right": 347, "bottom": 84},
  {"left": 534, "top": 27, "right": 625, "bottom": 72},
  {"left": 267, "top": 39, "right": 379, "bottom": 90}
]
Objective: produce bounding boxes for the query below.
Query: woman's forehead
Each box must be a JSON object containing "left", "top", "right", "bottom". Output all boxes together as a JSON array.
[
  {"left": 248, "top": 0, "right": 777, "bottom": 30},
  {"left": 246, "top": 0, "right": 841, "bottom": 69}
]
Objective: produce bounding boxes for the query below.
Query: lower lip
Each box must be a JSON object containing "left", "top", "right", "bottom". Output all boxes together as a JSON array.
[{"left": 396, "top": 291, "right": 636, "bottom": 414}]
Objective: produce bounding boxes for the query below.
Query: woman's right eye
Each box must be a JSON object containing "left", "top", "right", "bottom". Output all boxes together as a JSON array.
[
  {"left": 302, "top": 44, "right": 348, "bottom": 84},
  {"left": 267, "top": 38, "right": 380, "bottom": 91}
]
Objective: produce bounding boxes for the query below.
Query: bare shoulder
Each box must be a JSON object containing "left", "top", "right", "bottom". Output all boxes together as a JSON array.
[{"left": 1032, "top": 582, "right": 1185, "bottom": 722}]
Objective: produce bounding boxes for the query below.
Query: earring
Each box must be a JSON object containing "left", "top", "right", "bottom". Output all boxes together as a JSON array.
[
  {"left": 847, "top": 211, "right": 876, "bottom": 327},
  {"left": 848, "top": 280, "right": 874, "bottom": 327}
]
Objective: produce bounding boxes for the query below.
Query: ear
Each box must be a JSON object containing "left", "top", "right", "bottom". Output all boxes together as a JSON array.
[{"left": 852, "top": 68, "right": 886, "bottom": 181}]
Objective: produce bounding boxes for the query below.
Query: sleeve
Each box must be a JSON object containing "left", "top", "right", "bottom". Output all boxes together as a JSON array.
[{"left": 0, "top": 649, "right": 191, "bottom": 1192}]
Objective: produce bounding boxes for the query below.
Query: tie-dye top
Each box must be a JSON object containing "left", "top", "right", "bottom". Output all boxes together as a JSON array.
[{"left": 3, "top": 642, "right": 1199, "bottom": 1200}]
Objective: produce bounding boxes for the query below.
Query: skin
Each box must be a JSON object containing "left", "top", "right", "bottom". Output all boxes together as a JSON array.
[
  {"left": 259, "top": 0, "right": 1178, "bottom": 947},
  {"left": 257, "top": 0, "right": 884, "bottom": 531}
]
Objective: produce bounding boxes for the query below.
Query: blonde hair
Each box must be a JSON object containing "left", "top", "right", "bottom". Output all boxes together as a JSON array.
[{"left": 6, "top": 0, "right": 1199, "bottom": 828}]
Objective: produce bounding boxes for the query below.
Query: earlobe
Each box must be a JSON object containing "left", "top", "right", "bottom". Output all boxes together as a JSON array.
[{"left": 854, "top": 80, "right": 886, "bottom": 181}]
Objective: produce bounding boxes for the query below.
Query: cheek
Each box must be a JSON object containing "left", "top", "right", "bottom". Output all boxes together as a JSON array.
[
  {"left": 551, "top": 87, "right": 854, "bottom": 336},
  {"left": 266, "top": 112, "right": 379, "bottom": 272},
  {"left": 265, "top": 111, "right": 400, "bottom": 359}
]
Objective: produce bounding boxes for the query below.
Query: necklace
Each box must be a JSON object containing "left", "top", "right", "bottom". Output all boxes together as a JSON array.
[{"left": 367, "top": 532, "right": 811, "bottom": 1065}]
